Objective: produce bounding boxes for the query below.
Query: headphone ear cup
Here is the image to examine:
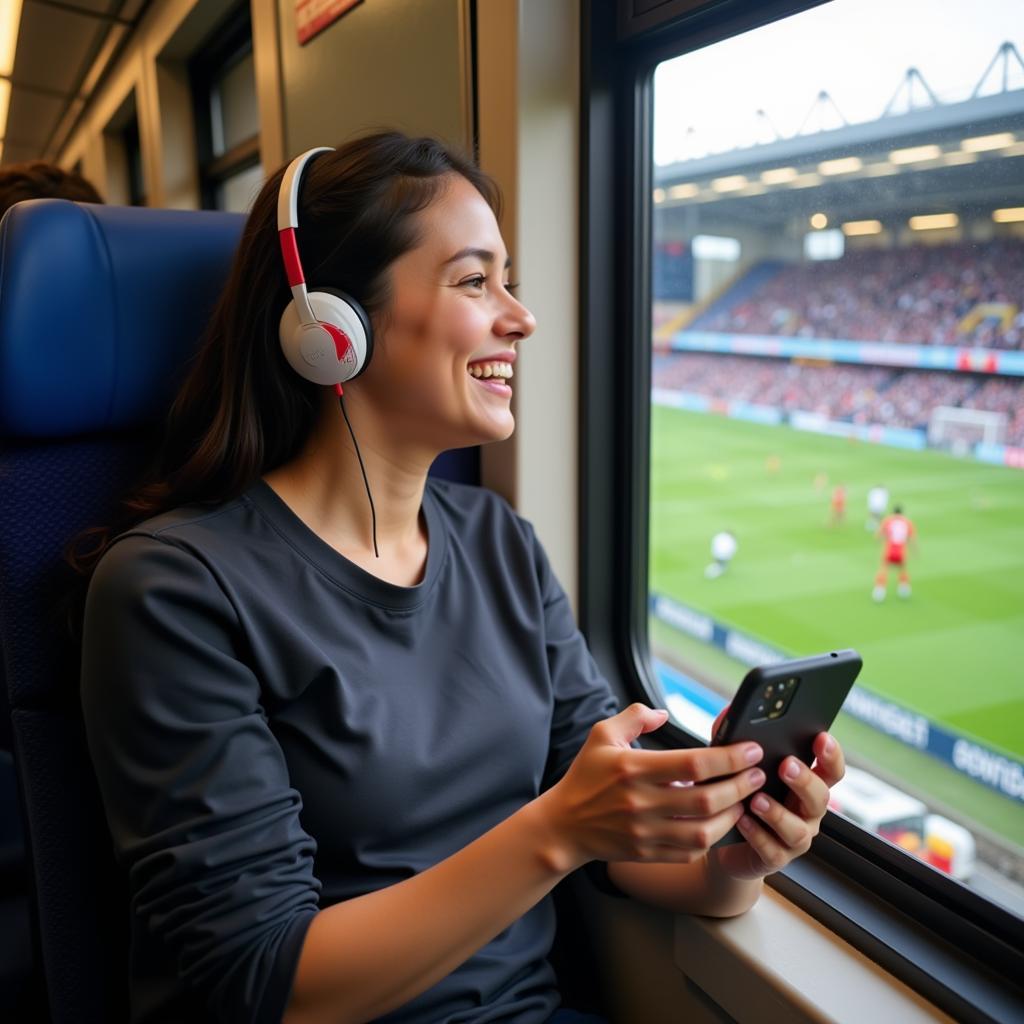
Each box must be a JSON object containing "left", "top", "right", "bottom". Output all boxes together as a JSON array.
[
  {"left": 279, "top": 288, "right": 373, "bottom": 386},
  {"left": 313, "top": 287, "right": 374, "bottom": 379}
]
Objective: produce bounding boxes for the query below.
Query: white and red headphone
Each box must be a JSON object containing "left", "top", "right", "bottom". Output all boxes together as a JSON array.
[{"left": 277, "top": 147, "right": 373, "bottom": 389}]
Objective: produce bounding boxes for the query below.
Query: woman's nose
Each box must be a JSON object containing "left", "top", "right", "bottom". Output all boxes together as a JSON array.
[{"left": 498, "top": 296, "right": 536, "bottom": 341}]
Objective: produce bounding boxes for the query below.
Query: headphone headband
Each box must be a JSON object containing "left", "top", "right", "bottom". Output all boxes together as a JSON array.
[
  {"left": 277, "top": 147, "right": 333, "bottom": 326},
  {"left": 277, "top": 146, "right": 333, "bottom": 232}
]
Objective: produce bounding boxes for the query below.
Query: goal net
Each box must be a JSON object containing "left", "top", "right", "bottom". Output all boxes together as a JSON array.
[{"left": 928, "top": 405, "right": 1007, "bottom": 456}]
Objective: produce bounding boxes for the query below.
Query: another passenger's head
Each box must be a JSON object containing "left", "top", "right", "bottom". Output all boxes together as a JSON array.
[
  {"left": 157, "top": 130, "right": 534, "bottom": 505},
  {"left": 0, "top": 160, "right": 103, "bottom": 220}
]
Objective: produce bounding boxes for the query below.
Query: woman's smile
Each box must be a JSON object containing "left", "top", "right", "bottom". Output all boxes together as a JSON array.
[{"left": 467, "top": 350, "right": 516, "bottom": 397}]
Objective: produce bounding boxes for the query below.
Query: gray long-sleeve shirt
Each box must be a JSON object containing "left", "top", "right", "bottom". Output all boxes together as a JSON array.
[{"left": 80, "top": 478, "right": 620, "bottom": 1024}]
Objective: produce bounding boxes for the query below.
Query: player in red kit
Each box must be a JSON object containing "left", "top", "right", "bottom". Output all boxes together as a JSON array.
[
  {"left": 873, "top": 504, "right": 916, "bottom": 602},
  {"left": 829, "top": 482, "right": 847, "bottom": 526}
]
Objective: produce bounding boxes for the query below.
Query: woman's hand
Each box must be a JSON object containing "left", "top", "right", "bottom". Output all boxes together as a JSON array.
[
  {"left": 537, "top": 703, "right": 767, "bottom": 871},
  {"left": 711, "top": 728, "right": 846, "bottom": 882}
]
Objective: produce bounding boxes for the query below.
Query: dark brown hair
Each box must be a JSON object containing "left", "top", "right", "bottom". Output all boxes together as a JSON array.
[
  {"left": 0, "top": 160, "right": 103, "bottom": 219},
  {"left": 69, "top": 129, "right": 499, "bottom": 577}
]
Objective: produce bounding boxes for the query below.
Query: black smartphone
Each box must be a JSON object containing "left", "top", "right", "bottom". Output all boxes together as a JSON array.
[{"left": 711, "top": 649, "right": 862, "bottom": 845}]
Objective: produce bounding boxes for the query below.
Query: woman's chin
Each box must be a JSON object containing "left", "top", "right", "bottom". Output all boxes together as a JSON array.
[{"left": 459, "top": 411, "right": 515, "bottom": 448}]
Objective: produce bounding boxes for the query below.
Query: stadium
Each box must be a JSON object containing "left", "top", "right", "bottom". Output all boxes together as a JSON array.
[{"left": 648, "top": 42, "right": 1024, "bottom": 911}]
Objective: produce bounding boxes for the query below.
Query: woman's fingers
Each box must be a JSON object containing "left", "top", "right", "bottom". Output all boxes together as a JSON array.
[
  {"left": 746, "top": 791, "right": 815, "bottom": 853},
  {"left": 778, "top": 754, "right": 831, "bottom": 819},
  {"left": 641, "top": 741, "right": 763, "bottom": 785},
  {"left": 739, "top": 750, "right": 838, "bottom": 863},
  {"left": 657, "top": 802, "right": 746, "bottom": 855},
  {"left": 735, "top": 813, "right": 793, "bottom": 872},
  {"left": 662, "top": 767, "right": 766, "bottom": 818},
  {"left": 811, "top": 732, "right": 846, "bottom": 788},
  {"left": 710, "top": 703, "right": 730, "bottom": 741}
]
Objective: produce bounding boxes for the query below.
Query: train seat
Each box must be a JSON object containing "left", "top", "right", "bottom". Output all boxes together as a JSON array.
[{"left": 0, "top": 198, "right": 246, "bottom": 1022}]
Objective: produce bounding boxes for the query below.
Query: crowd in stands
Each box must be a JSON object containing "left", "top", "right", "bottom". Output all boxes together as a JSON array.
[
  {"left": 849, "top": 371, "right": 978, "bottom": 431},
  {"left": 653, "top": 353, "right": 893, "bottom": 420},
  {"left": 961, "top": 376, "right": 1024, "bottom": 448},
  {"left": 653, "top": 353, "right": 1024, "bottom": 446},
  {"left": 696, "top": 239, "right": 1024, "bottom": 350}
]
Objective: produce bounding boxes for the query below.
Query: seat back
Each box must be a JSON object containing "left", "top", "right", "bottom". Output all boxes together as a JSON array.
[{"left": 0, "top": 198, "right": 248, "bottom": 1022}]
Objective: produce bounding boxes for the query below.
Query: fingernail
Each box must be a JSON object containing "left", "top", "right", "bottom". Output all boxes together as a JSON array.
[
  {"left": 748, "top": 769, "right": 765, "bottom": 787},
  {"left": 823, "top": 734, "right": 836, "bottom": 755},
  {"left": 783, "top": 759, "right": 801, "bottom": 779},
  {"left": 737, "top": 815, "right": 753, "bottom": 832},
  {"left": 744, "top": 744, "right": 763, "bottom": 764},
  {"left": 751, "top": 794, "right": 770, "bottom": 813}
]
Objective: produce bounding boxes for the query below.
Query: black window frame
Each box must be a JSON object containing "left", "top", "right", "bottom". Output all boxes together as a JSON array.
[
  {"left": 578, "top": 2, "right": 1024, "bottom": 1021},
  {"left": 121, "top": 116, "right": 145, "bottom": 208}
]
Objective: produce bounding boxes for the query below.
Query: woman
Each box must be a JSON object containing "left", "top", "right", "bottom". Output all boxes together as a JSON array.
[{"left": 79, "top": 131, "right": 844, "bottom": 1024}]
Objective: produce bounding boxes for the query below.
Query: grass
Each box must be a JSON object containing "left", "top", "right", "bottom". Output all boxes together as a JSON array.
[{"left": 648, "top": 407, "right": 1024, "bottom": 847}]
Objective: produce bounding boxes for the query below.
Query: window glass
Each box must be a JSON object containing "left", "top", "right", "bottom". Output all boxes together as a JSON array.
[
  {"left": 212, "top": 50, "right": 258, "bottom": 157},
  {"left": 217, "top": 161, "right": 263, "bottom": 213},
  {"left": 649, "top": 0, "right": 1024, "bottom": 918},
  {"left": 102, "top": 91, "right": 144, "bottom": 206}
]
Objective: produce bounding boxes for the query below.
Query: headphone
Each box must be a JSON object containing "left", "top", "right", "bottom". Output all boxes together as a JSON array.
[{"left": 277, "top": 147, "right": 373, "bottom": 388}]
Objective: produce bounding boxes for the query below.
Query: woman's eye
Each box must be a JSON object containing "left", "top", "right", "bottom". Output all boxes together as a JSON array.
[{"left": 461, "top": 275, "right": 486, "bottom": 289}]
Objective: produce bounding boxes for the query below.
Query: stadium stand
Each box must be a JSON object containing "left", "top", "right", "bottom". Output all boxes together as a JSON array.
[
  {"left": 851, "top": 370, "right": 980, "bottom": 430},
  {"left": 652, "top": 353, "right": 1024, "bottom": 446},
  {"left": 689, "top": 239, "right": 1024, "bottom": 350},
  {"left": 961, "top": 376, "right": 1024, "bottom": 445}
]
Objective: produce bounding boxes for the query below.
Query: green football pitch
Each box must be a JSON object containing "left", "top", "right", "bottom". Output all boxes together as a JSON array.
[{"left": 649, "top": 406, "right": 1024, "bottom": 847}]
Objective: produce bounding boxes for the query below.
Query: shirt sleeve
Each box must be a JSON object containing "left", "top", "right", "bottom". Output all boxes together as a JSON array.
[
  {"left": 523, "top": 524, "right": 632, "bottom": 899},
  {"left": 80, "top": 533, "right": 321, "bottom": 1024},
  {"left": 526, "top": 525, "right": 621, "bottom": 791}
]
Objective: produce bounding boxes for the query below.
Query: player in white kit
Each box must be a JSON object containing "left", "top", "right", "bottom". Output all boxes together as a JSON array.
[
  {"left": 866, "top": 484, "right": 889, "bottom": 531},
  {"left": 705, "top": 530, "right": 738, "bottom": 579}
]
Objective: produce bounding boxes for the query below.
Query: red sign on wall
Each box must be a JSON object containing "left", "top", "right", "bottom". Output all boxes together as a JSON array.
[{"left": 296, "top": 0, "right": 363, "bottom": 45}]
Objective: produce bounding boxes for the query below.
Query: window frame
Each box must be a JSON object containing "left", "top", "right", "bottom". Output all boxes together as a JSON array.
[{"left": 578, "top": 2, "right": 1024, "bottom": 1020}]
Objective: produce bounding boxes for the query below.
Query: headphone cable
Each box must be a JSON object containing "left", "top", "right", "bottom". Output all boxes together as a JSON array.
[{"left": 338, "top": 390, "right": 380, "bottom": 559}]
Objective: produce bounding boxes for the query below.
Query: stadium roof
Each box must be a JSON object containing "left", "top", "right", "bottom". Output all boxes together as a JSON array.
[{"left": 653, "top": 84, "right": 1024, "bottom": 227}]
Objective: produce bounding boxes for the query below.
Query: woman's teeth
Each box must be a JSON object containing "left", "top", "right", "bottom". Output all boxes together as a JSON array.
[{"left": 468, "top": 362, "right": 513, "bottom": 380}]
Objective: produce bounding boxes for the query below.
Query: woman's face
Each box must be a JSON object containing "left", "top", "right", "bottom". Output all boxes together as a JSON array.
[{"left": 358, "top": 173, "right": 535, "bottom": 454}]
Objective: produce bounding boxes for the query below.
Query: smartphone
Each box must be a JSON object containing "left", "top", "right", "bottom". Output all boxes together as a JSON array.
[{"left": 712, "top": 649, "right": 862, "bottom": 845}]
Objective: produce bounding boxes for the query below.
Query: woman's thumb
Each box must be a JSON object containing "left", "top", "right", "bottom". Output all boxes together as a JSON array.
[{"left": 610, "top": 703, "right": 670, "bottom": 743}]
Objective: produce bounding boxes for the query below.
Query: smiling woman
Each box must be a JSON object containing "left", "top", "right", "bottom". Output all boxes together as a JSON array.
[{"left": 70, "top": 128, "right": 846, "bottom": 1024}]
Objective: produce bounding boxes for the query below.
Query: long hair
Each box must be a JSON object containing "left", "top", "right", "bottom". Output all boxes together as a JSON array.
[{"left": 69, "top": 130, "right": 500, "bottom": 579}]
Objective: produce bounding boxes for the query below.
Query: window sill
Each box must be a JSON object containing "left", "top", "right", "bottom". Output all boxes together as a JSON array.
[{"left": 674, "top": 886, "right": 955, "bottom": 1023}]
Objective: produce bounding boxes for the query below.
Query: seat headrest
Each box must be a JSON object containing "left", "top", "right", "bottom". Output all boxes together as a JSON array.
[{"left": 0, "top": 199, "right": 245, "bottom": 438}]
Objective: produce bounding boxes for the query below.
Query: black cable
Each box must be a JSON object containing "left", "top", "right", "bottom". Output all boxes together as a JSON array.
[{"left": 338, "top": 392, "right": 379, "bottom": 558}]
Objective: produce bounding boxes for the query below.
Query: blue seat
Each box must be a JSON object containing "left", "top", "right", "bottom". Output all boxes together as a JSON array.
[
  {"left": 0, "top": 197, "right": 481, "bottom": 1022},
  {"left": 0, "top": 198, "right": 247, "bottom": 1022}
]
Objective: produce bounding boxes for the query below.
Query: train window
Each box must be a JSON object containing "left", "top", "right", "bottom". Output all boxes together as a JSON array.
[
  {"left": 647, "top": 0, "right": 1024, "bottom": 924},
  {"left": 211, "top": 49, "right": 259, "bottom": 159},
  {"left": 190, "top": 4, "right": 262, "bottom": 212},
  {"left": 102, "top": 90, "right": 145, "bottom": 206},
  {"left": 584, "top": 0, "right": 1022, "bottom": 1016}
]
